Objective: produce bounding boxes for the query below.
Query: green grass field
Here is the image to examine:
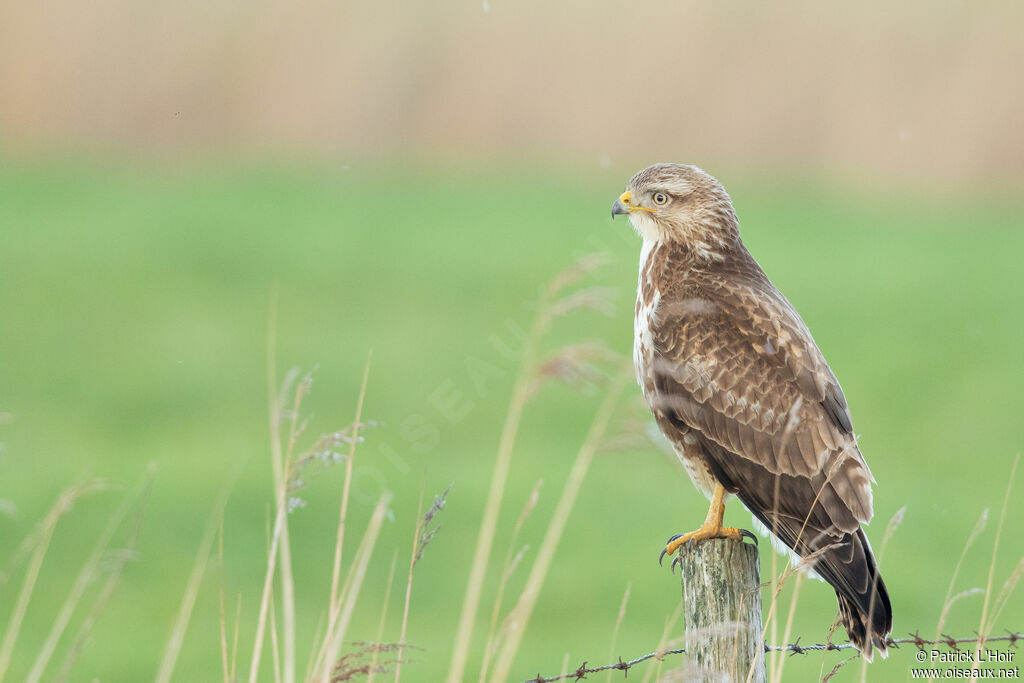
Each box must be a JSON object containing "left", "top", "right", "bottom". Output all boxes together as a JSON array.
[{"left": 1, "top": 160, "right": 1022, "bottom": 682}]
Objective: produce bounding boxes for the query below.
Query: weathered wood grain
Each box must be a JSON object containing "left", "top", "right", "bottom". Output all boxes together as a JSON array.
[{"left": 679, "top": 539, "right": 766, "bottom": 683}]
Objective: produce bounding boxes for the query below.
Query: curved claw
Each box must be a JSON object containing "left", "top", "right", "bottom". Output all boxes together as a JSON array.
[
  {"left": 659, "top": 528, "right": 757, "bottom": 569},
  {"left": 671, "top": 554, "right": 682, "bottom": 573},
  {"left": 658, "top": 533, "right": 685, "bottom": 567}
]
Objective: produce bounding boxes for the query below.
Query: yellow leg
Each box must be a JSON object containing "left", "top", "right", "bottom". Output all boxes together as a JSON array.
[{"left": 659, "top": 483, "right": 755, "bottom": 567}]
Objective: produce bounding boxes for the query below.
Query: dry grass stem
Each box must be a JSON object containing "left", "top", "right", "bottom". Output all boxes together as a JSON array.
[
  {"left": 260, "top": 289, "right": 365, "bottom": 683},
  {"left": 391, "top": 492, "right": 442, "bottom": 677},
  {"left": 319, "top": 493, "right": 392, "bottom": 679},
  {"left": 989, "top": 557, "right": 1024, "bottom": 630},
  {"left": 448, "top": 254, "right": 610, "bottom": 683},
  {"left": 155, "top": 484, "right": 230, "bottom": 683},
  {"left": 219, "top": 523, "right": 230, "bottom": 683},
  {"left": 269, "top": 587, "right": 282, "bottom": 683},
  {"left": 24, "top": 479, "right": 138, "bottom": 683},
  {"left": 939, "top": 588, "right": 985, "bottom": 626},
  {"left": 302, "top": 613, "right": 326, "bottom": 683},
  {"left": 247, "top": 501, "right": 288, "bottom": 682},
  {"left": 935, "top": 508, "right": 988, "bottom": 640},
  {"left": 972, "top": 453, "right": 1020, "bottom": 674},
  {"left": 605, "top": 583, "right": 631, "bottom": 683},
  {"left": 757, "top": 540, "right": 839, "bottom": 681},
  {"left": 328, "top": 351, "right": 373, "bottom": 634},
  {"left": 819, "top": 615, "right": 843, "bottom": 682},
  {"left": 768, "top": 570, "right": 805, "bottom": 683},
  {"left": 0, "top": 479, "right": 107, "bottom": 683},
  {"left": 879, "top": 506, "right": 905, "bottom": 563},
  {"left": 367, "top": 549, "right": 399, "bottom": 683},
  {"left": 231, "top": 594, "right": 242, "bottom": 682},
  {"left": 860, "top": 503, "right": 907, "bottom": 679},
  {"left": 395, "top": 489, "right": 423, "bottom": 683},
  {"left": 55, "top": 471, "right": 152, "bottom": 683},
  {"left": 276, "top": 375, "right": 310, "bottom": 683},
  {"left": 766, "top": 471, "right": 784, "bottom": 679},
  {"left": 759, "top": 449, "right": 845, "bottom": 679},
  {"left": 489, "top": 364, "right": 630, "bottom": 681},
  {"left": 264, "top": 290, "right": 296, "bottom": 683},
  {"left": 479, "top": 480, "right": 542, "bottom": 682},
  {"left": 446, "top": 299, "right": 547, "bottom": 683},
  {"left": 640, "top": 604, "right": 683, "bottom": 683}
]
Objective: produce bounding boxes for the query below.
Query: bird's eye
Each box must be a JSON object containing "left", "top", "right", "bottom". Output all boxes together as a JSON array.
[{"left": 652, "top": 192, "right": 669, "bottom": 206}]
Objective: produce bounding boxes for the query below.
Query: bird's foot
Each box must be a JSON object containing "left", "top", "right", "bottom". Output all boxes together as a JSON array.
[{"left": 658, "top": 524, "right": 757, "bottom": 572}]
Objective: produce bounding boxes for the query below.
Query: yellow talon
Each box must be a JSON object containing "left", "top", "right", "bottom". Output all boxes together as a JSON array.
[
  {"left": 663, "top": 524, "right": 745, "bottom": 556},
  {"left": 659, "top": 483, "right": 756, "bottom": 569}
]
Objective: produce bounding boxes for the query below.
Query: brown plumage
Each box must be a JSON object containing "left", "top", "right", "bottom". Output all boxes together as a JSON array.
[{"left": 613, "top": 163, "right": 892, "bottom": 659}]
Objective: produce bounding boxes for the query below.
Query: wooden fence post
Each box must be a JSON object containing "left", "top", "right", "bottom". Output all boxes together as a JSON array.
[{"left": 678, "top": 538, "right": 766, "bottom": 683}]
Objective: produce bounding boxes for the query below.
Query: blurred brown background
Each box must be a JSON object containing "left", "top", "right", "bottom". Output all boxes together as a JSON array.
[{"left": 2, "top": 0, "right": 1021, "bottom": 187}]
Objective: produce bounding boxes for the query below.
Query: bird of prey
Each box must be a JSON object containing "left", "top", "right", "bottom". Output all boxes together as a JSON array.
[{"left": 612, "top": 163, "right": 892, "bottom": 659}]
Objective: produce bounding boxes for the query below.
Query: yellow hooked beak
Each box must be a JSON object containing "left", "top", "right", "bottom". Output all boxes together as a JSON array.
[{"left": 611, "top": 190, "right": 656, "bottom": 218}]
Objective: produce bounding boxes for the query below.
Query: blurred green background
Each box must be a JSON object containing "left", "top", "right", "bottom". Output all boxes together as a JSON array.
[{"left": 2, "top": 2, "right": 1023, "bottom": 682}]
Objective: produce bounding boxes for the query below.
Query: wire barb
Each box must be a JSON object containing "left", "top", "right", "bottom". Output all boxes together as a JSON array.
[{"left": 522, "top": 632, "right": 1024, "bottom": 682}]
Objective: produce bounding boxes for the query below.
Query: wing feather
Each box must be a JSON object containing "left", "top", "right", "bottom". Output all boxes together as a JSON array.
[
  {"left": 647, "top": 265, "right": 875, "bottom": 529},
  {"left": 650, "top": 268, "right": 868, "bottom": 488}
]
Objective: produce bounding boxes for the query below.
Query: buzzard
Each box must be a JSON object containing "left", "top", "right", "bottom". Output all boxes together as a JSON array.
[{"left": 612, "top": 163, "right": 892, "bottom": 659}]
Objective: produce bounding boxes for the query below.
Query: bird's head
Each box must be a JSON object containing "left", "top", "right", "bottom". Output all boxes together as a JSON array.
[{"left": 612, "top": 163, "right": 740, "bottom": 259}]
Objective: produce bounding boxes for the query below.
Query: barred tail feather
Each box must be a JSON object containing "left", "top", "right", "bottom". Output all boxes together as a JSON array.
[
  {"left": 834, "top": 538, "right": 892, "bottom": 661},
  {"left": 837, "top": 588, "right": 890, "bottom": 661}
]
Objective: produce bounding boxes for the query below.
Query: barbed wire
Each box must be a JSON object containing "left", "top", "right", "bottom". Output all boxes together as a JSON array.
[{"left": 522, "top": 630, "right": 1022, "bottom": 682}]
